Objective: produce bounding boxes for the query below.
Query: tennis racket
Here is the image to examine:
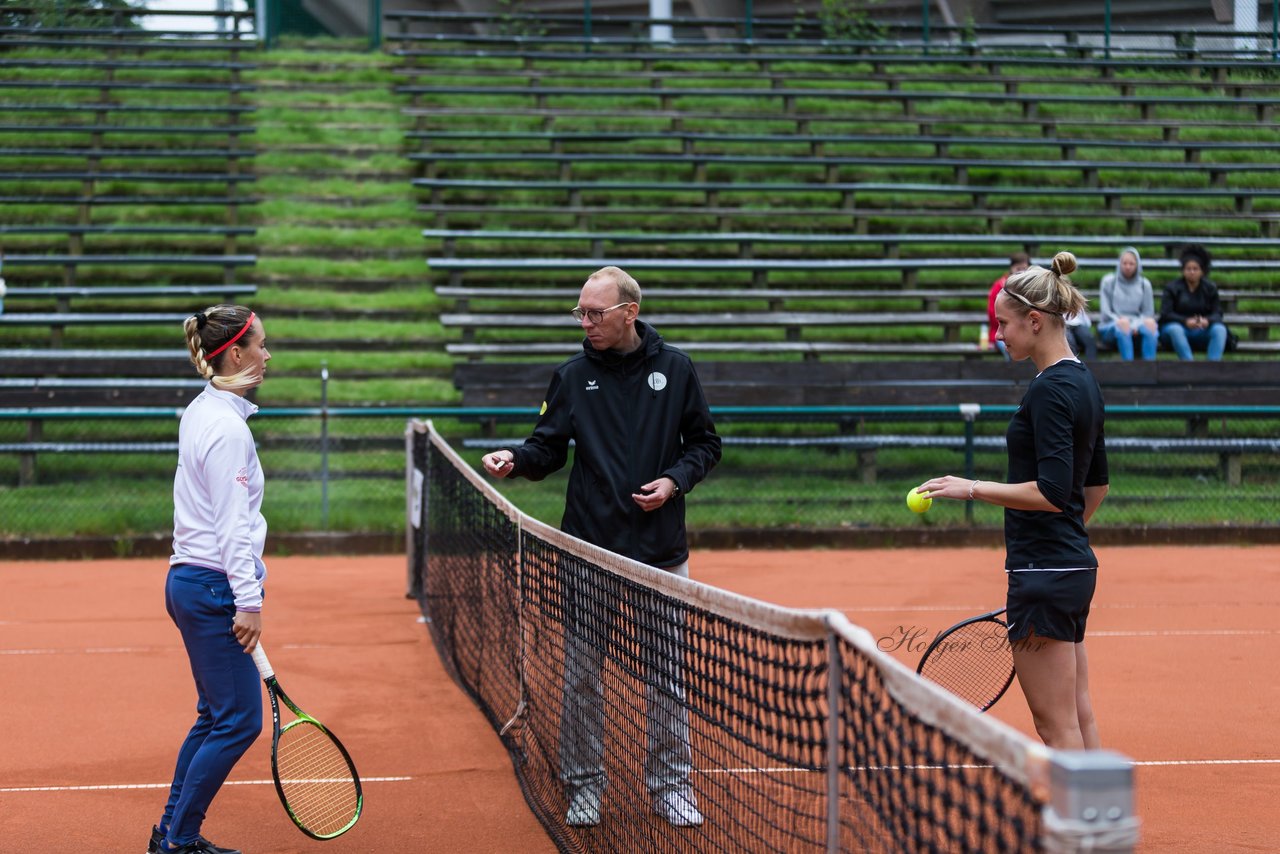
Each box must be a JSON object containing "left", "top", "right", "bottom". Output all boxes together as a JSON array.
[
  {"left": 252, "top": 645, "right": 363, "bottom": 840},
  {"left": 915, "top": 608, "right": 1015, "bottom": 713}
]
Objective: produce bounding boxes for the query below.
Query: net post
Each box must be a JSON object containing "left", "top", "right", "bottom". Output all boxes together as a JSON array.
[
  {"left": 320, "top": 362, "right": 330, "bottom": 530},
  {"left": 404, "top": 419, "right": 419, "bottom": 598},
  {"left": 1042, "top": 750, "right": 1140, "bottom": 853},
  {"left": 824, "top": 630, "right": 841, "bottom": 854},
  {"left": 404, "top": 419, "right": 428, "bottom": 602}
]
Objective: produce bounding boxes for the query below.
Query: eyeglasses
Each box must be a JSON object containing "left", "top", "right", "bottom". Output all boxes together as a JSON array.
[{"left": 571, "top": 302, "right": 632, "bottom": 324}]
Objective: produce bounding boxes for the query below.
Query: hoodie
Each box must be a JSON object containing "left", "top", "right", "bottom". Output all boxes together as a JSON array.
[
  {"left": 1098, "top": 247, "right": 1155, "bottom": 327},
  {"left": 506, "top": 321, "right": 721, "bottom": 568}
]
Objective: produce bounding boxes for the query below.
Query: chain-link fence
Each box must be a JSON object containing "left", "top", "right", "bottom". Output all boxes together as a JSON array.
[
  {"left": 466, "top": 409, "right": 1280, "bottom": 533},
  {"left": 3, "top": 406, "right": 1280, "bottom": 542},
  {"left": 0, "top": 410, "right": 413, "bottom": 540}
]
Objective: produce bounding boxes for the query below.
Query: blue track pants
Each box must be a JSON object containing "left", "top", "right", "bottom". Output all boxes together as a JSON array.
[{"left": 158, "top": 564, "right": 261, "bottom": 847}]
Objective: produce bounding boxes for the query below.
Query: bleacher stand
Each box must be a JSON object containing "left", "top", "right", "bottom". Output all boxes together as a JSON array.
[{"left": 0, "top": 10, "right": 258, "bottom": 481}]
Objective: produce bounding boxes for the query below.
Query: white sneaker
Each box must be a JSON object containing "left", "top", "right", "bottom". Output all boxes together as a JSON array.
[
  {"left": 566, "top": 789, "right": 601, "bottom": 827},
  {"left": 654, "top": 788, "right": 704, "bottom": 827}
]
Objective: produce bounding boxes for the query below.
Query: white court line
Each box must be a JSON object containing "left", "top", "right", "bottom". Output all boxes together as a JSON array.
[
  {"left": 0, "top": 777, "right": 412, "bottom": 793},
  {"left": 1090, "top": 629, "right": 1280, "bottom": 638},
  {"left": 5, "top": 760, "right": 1273, "bottom": 794},
  {"left": 839, "top": 602, "right": 1280, "bottom": 613},
  {"left": 0, "top": 642, "right": 399, "bottom": 656},
  {"left": 833, "top": 624, "right": 1279, "bottom": 640},
  {"left": 1134, "top": 759, "right": 1280, "bottom": 767},
  {"left": 840, "top": 605, "right": 993, "bottom": 613},
  {"left": 0, "top": 647, "right": 175, "bottom": 656}
]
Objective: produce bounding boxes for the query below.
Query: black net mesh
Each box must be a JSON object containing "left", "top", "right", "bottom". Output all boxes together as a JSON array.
[
  {"left": 833, "top": 638, "right": 1041, "bottom": 852},
  {"left": 408, "top": 420, "right": 1047, "bottom": 853}
]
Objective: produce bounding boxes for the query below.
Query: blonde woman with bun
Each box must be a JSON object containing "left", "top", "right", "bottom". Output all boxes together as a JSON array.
[
  {"left": 916, "top": 252, "right": 1110, "bottom": 750},
  {"left": 154, "top": 305, "right": 271, "bottom": 854}
]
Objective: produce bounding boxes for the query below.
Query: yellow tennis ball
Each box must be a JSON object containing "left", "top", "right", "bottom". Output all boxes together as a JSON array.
[{"left": 906, "top": 487, "right": 932, "bottom": 513}]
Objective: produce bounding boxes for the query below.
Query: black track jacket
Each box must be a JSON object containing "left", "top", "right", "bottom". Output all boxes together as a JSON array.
[{"left": 506, "top": 321, "right": 722, "bottom": 568}]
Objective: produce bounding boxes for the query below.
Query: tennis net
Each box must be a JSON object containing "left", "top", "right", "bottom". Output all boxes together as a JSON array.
[{"left": 406, "top": 420, "right": 1138, "bottom": 853}]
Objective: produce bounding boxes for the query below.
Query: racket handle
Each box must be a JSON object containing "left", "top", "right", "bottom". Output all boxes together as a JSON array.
[{"left": 251, "top": 644, "right": 275, "bottom": 680}]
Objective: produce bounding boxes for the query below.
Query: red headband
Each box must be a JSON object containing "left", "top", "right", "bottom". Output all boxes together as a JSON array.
[{"left": 205, "top": 312, "right": 256, "bottom": 360}]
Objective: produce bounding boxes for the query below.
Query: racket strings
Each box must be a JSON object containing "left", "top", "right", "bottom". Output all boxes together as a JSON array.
[
  {"left": 276, "top": 720, "right": 360, "bottom": 837},
  {"left": 918, "top": 620, "right": 1015, "bottom": 710}
]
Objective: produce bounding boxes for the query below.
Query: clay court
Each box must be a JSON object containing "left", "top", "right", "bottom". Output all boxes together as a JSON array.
[{"left": 1, "top": 546, "right": 1275, "bottom": 852}]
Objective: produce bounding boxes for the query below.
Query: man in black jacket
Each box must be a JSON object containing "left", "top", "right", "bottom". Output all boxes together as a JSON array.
[{"left": 482, "top": 266, "right": 721, "bottom": 829}]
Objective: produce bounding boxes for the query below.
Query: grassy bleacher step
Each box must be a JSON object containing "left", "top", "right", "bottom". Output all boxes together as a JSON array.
[
  {"left": 392, "top": 63, "right": 1280, "bottom": 104},
  {"left": 420, "top": 228, "right": 1280, "bottom": 259},
  {"left": 7, "top": 36, "right": 1279, "bottom": 413},
  {"left": 402, "top": 38, "right": 1280, "bottom": 372},
  {"left": 396, "top": 80, "right": 1280, "bottom": 124},
  {"left": 0, "top": 35, "right": 261, "bottom": 382},
  {"left": 407, "top": 103, "right": 1280, "bottom": 137},
  {"left": 389, "top": 44, "right": 1280, "bottom": 83},
  {"left": 407, "top": 128, "right": 1280, "bottom": 165},
  {"left": 0, "top": 36, "right": 437, "bottom": 407},
  {"left": 418, "top": 202, "right": 1280, "bottom": 239},
  {"left": 411, "top": 179, "right": 1280, "bottom": 239},
  {"left": 243, "top": 42, "right": 451, "bottom": 405}
]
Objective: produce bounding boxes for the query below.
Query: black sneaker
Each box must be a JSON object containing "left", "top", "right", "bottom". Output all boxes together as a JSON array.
[{"left": 148, "top": 826, "right": 242, "bottom": 854}]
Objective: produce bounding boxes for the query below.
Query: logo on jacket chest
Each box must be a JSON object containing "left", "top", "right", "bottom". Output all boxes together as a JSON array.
[{"left": 581, "top": 373, "right": 668, "bottom": 392}]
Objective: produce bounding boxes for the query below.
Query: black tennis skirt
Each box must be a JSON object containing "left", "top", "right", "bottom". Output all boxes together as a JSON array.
[{"left": 1005, "top": 568, "right": 1097, "bottom": 643}]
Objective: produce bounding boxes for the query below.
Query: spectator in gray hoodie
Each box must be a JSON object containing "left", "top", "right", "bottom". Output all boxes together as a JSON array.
[{"left": 1097, "top": 247, "right": 1158, "bottom": 360}]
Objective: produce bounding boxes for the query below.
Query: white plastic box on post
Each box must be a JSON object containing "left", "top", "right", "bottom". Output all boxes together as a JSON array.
[
  {"left": 650, "top": 0, "right": 673, "bottom": 43},
  {"left": 1042, "top": 750, "right": 1141, "bottom": 853}
]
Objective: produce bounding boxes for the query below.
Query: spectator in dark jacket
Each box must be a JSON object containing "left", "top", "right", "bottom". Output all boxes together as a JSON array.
[
  {"left": 481, "top": 266, "right": 721, "bottom": 831},
  {"left": 1160, "top": 245, "right": 1229, "bottom": 361}
]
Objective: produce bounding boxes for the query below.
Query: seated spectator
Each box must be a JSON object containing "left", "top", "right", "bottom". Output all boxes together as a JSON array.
[
  {"left": 1064, "top": 307, "right": 1096, "bottom": 360},
  {"left": 1097, "top": 247, "right": 1158, "bottom": 360},
  {"left": 987, "top": 252, "right": 1030, "bottom": 360},
  {"left": 1159, "top": 244, "right": 1230, "bottom": 361}
]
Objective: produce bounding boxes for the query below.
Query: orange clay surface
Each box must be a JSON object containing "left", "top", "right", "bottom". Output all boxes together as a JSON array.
[{"left": 1, "top": 547, "right": 1276, "bottom": 853}]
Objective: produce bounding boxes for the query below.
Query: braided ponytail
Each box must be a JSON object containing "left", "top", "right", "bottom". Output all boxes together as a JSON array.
[
  {"left": 183, "top": 312, "right": 215, "bottom": 381},
  {"left": 183, "top": 304, "right": 261, "bottom": 392}
]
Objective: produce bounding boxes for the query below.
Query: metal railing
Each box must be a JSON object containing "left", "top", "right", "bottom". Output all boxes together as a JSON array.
[
  {"left": 15, "top": 2, "right": 1276, "bottom": 59},
  {"left": 4, "top": 403, "right": 1280, "bottom": 542},
  {"left": 382, "top": 4, "right": 1280, "bottom": 60}
]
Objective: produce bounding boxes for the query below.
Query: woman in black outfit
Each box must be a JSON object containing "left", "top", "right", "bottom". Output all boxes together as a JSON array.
[
  {"left": 918, "top": 252, "right": 1109, "bottom": 750},
  {"left": 1159, "top": 244, "right": 1230, "bottom": 361}
]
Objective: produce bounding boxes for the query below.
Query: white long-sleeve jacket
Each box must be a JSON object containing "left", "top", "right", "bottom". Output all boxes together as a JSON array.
[{"left": 170, "top": 383, "right": 267, "bottom": 611}]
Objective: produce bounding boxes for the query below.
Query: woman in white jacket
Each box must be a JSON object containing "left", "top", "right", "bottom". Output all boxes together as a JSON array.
[{"left": 153, "top": 305, "right": 271, "bottom": 854}]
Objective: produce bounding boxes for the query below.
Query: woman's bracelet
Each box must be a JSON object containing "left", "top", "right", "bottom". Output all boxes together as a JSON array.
[{"left": 968, "top": 479, "right": 981, "bottom": 501}]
